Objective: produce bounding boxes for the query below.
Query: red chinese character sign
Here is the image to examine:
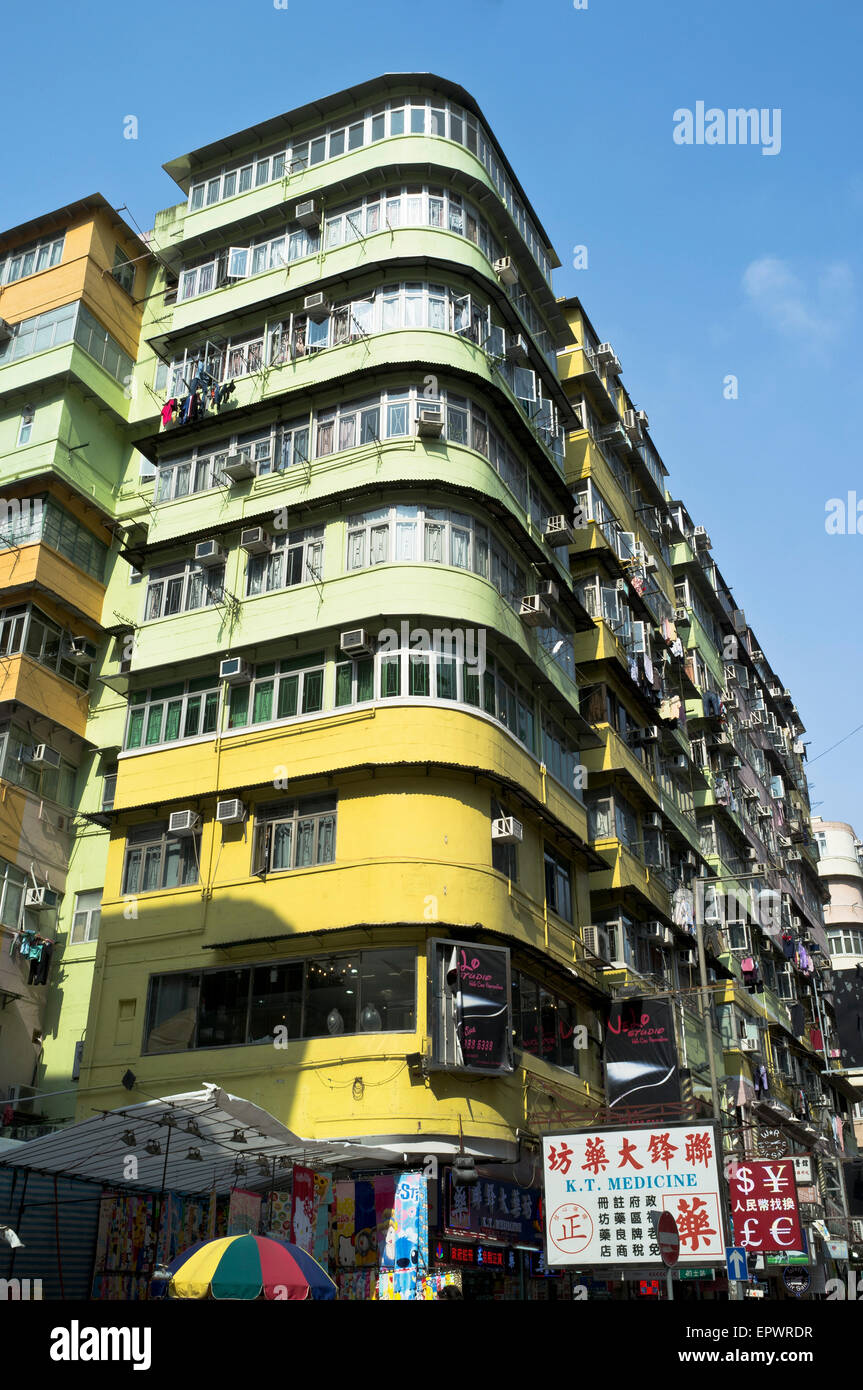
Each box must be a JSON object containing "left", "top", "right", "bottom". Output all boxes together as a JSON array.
[
  {"left": 542, "top": 1124, "right": 726, "bottom": 1267},
  {"left": 728, "top": 1160, "right": 804, "bottom": 1253}
]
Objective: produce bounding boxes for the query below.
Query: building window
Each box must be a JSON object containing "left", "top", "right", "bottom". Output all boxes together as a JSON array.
[
  {"left": 143, "top": 947, "right": 415, "bottom": 1052},
  {"left": 511, "top": 969, "right": 580, "bottom": 1073},
  {"left": 0, "top": 234, "right": 64, "bottom": 286},
  {"left": 143, "top": 561, "right": 224, "bottom": 621},
  {"left": 246, "top": 526, "right": 323, "bottom": 595},
  {"left": 17, "top": 407, "right": 34, "bottom": 446},
  {"left": 0, "top": 601, "right": 90, "bottom": 689},
  {"left": 70, "top": 890, "right": 102, "bottom": 943},
  {"left": 125, "top": 677, "right": 222, "bottom": 750},
  {"left": 121, "top": 821, "right": 200, "bottom": 895},
  {"left": 112, "top": 245, "right": 136, "bottom": 296},
  {"left": 0, "top": 721, "right": 77, "bottom": 805},
  {"left": 544, "top": 845, "right": 573, "bottom": 922},
  {"left": 253, "top": 794, "right": 336, "bottom": 875},
  {"left": 491, "top": 797, "right": 518, "bottom": 881},
  {"left": 228, "top": 655, "right": 325, "bottom": 729},
  {"left": 0, "top": 855, "right": 28, "bottom": 929},
  {"left": 828, "top": 929, "right": 863, "bottom": 956}
]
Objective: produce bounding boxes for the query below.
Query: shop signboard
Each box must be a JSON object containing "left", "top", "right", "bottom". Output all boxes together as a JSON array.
[
  {"left": 792, "top": 1155, "right": 813, "bottom": 1184},
  {"left": 436, "top": 1240, "right": 516, "bottom": 1271},
  {"left": 542, "top": 1123, "right": 725, "bottom": 1266},
  {"left": 728, "top": 1159, "right": 804, "bottom": 1254},
  {"left": 429, "top": 938, "right": 512, "bottom": 1073},
  {"left": 604, "top": 997, "right": 681, "bottom": 1111},
  {"left": 443, "top": 1170, "right": 543, "bottom": 1247}
]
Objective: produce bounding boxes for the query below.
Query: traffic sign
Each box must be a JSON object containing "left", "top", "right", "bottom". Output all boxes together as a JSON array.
[
  {"left": 726, "top": 1245, "right": 747, "bottom": 1281},
  {"left": 648, "top": 1210, "right": 680, "bottom": 1268}
]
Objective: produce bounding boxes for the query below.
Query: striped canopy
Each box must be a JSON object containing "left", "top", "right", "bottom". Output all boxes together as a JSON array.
[{"left": 163, "top": 1234, "right": 337, "bottom": 1300}]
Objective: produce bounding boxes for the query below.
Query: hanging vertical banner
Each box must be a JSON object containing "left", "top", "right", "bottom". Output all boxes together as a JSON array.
[
  {"left": 728, "top": 1160, "right": 804, "bottom": 1253},
  {"left": 445, "top": 942, "right": 512, "bottom": 1071},
  {"left": 380, "top": 1172, "right": 428, "bottom": 1298},
  {"left": 290, "top": 1165, "right": 316, "bottom": 1251},
  {"left": 227, "top": 1188, "right": 261, "bottom": 1236},
  {"left": 604, "top": 998, "right": 681, "bottom": 1111}
]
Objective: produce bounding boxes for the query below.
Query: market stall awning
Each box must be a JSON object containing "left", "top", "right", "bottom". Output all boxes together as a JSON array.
[{"left": 0, "top": 1085, "right": 399, "bottom": 1194}]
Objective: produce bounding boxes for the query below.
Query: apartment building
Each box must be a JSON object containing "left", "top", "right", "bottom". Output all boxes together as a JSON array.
[
  {"left": 813, "top": 817, "right": 863, "bottom": 1147},
  {"left": 0, "top": 195, "right": 147, "bottom": 1111}
]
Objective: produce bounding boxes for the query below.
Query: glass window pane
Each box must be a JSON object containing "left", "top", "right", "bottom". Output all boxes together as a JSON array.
[
  {"left": 248, "top": 962, "right": 303, "bottom": 1044},
  {"left": 358, "top": 948, "right": 415, "bottom": 1031},
  {"left": 198, "top": 969, "right": 248, "bottom": 1047},
  {"left": 303, "top": 956, "right": 357, "bottom": 1036},
  {"left": 145, "top": 972, "right": 200, "bottom": 1052}
]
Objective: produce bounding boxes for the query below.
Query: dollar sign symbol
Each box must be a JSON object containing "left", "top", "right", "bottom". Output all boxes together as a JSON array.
[{"left": 735, "top": 1166, "right": 755, "bottom": 1196}]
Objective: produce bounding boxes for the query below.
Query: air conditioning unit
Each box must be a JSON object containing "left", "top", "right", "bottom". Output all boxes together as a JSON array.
[
  {"left": 168, "top": 810, "right": 200, "bottom": 836},
  {"left": 5, "top": 1084, "right": 38, "bottom": 1112},
  {"left": 493, "top": 257, "right": 519, "bottom": 286},
  {"left": 66, "top": 636, "right": 97, "bottom": 665},
  {"left": 216, "top": 798, "right": 246, "bottom": 825},
  {"left": 505, "top": 332, "right": 530, "bottom": 365},
  {"left": 740, "top": 1036, "right": 759, "bottom": 1053},
  {"left": 224, "top": 451, "right": 255, "bottom": 482},
  {"left": 729, "top": 755, "right": 742, "bottom": 768},
  {"left": 786, "top": 850, "right": 802, "bottom": 862},
  {"left": 195, "top": 539, "right": 227, "bottom": 566},
  {"left": 303, "top": 292, "right": 331, "bottom": 322},
  {"left": 294, "top": 198, "right": 321, "bottom": 229},
  {"left": 751, "top": 862, "right": 768, "bottom": 875},
  {"left": 643, "top": 920, "right": 664, "bottom": 939},
  {"left": 636, "top": 410, "right": 649, "bottom": 429},
  {"left": 615, "top": 578, "right": 628, "bottom": 592},
  {"left": 693, "top": 526, "right": 712, "bottom": 550},
  {"left": 537, "top": 579, "right": 559, "bottom": 602},
  {"left": 662, "top": 926, "right": 675, "bottom": 947},
  {"left": 595, "top": 342, "right": 620, "bottom": 371},
  {"left": 416, "top": 406, "right": 444, "bottom": 438},
  {"left": 674, "top": 606, "right": 690, "bottom": 624},
  {"left": 340, "top": 628, "right": 373, "bottom": 656},
  {"left": 778, "top": 835, "right": 792, "bottom": 848},
  {"left": 0, "top": 318, "right": 13, "bottom": 343},
  {"left": 520, "top": 595, "right": 551, "bottom": 626},
  {"left": 26, "top": 744, "right": 62, "bottom": 771},
  {"left": 725, "top": 693, "right": 739, "bottom": 710},
  {"left": 791, "top": 915, "right": 802, "bottom": 928},
  {"left": 240, "top": 526, "right": 271, "bottom": 555},
  {"left": 582, "top": 925, "right": 611, "bottom": 964},
  {"left": 644, "top": 553, "right": 658, "bottom": 572},
  {"left": 220, "top": 657, "right": 252, "bottom": 685},
  {"left": 623, "top": 409, "right": 641, "bottom": 438},
  {"left": 670, "top": 754, "right": 687, "bottom": 770},
  {"left": 25, "top": 886, "right": 60, "bottom": 910},
  {"left": 743, "top": 788, "right": 759, "bottom": 801},
  {"left": 492, "top": 817, "right": 523, "bottom": 844},
  {"left": 683, "top": 851, "right": 697, "bottom": 867},
  {"left": 644, "top": 812, "right": 662, "bottom": 829},
  {"left": 632, "top": 725, "right": 660, "bottom": 744},
  {"left": 544, "top": 515, "right": 575, "bottom": 547}
]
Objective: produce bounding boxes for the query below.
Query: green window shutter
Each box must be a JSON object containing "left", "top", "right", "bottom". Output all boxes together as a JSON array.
[
  {"left": 202, "top": 691, "right": 220, "bottom": 733},
  {"left": 127, "top": 708, "right": 145, "bottom": 749},
  {"left": 357, "top": 657, "right": 374, "bottom": 701},
  {"left": 335, "top": 663, "right": 352, "bottom": 707},
  {"left": 164, "top": 700, "right": 182, "bottom": 742},
  {"left": 145, "top": 705, "right": 164, "bottom": 745},
  {"left": 253, "top": 680, "right": 274, "bottom": 724},
  {"left": 302, "top": 670, "right": 323, "bottom": 712},
  {"left": 229, "top": 685, "right": 250, "bottom": 728},
  {"left": 277, "top": 674, "right": 298, "bottom": 718}
]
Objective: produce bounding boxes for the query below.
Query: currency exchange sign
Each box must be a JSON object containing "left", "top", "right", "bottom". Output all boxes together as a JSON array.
[
  {"left": 728, "top": 1159, "right": 804, "bottom": 1254},
  {"left": 542, "top": 1124, "right": 725, "bottom": 1267}
]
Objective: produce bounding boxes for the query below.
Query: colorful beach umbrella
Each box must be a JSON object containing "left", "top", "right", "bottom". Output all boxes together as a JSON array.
[{"left": 159, "top": 1234, "right": 337, "bottom": 1300}]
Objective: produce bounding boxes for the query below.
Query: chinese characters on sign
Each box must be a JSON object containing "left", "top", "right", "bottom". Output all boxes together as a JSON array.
[
  {"left": 444, "top": 1172, "right": 543, "bottom": 1247},
  {"left": 728, "top": 1160, "right": 804, "bottom": 1253},
  {"left": 542, "top": 1125, "right": 725, "bottom": 1266},
  {"left": 604, "top": 998, "right": 681, "bottom": 1111}
]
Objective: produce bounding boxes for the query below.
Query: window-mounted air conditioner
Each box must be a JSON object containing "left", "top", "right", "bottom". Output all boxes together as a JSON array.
[
  {"left": 195, "top": 539, "right": 227, "bottom": 566},
  {"left": 631, "top": 725, "right": 660, "bottom": 745},
  {"left": 778, "top": 835, "right": 792, "bottom": 848},
  {"left": 693, "top": 526, "right": 712, "bottom": 550},
  {"left": 294, "top": 198, "right": 321, "bottom": 230},
  {"left": 644, "top": 553, "right": 658, "bottom": 572},
  {"left": 582, "top": 925, "right": 611, "bottom": 964},
  {"left": 169, "top": 810, "right": 200, "bottom": 836},
  {"left": 504, "top": 332, "right": 530, "bottom": 365},
  {"left": 740, "top": 1036, "right": 759, "bottom": 1053},
  {"left": 751, "top": 861, "right": 768, "bottom": 875},
  {"left": 240, "top": 526, "right": 271, "bottom": 555},
  {"left": 623, "top": 408, "right": 641, "bottom": 437},
  {"left": 662, "top": 926, "right": 675, "bottom": 947},
  {"left": 494, "top": 257, "right": 519, "bottom": 286},
  {"left": 416, "top": 406, "right": 444, "bottom": 438},
  {"left": 791, "top": 915, "right": 802, "bottom": 928},
  {"left": 537, "top": 579, "right": 559, "bottom": 603},
  {"left": 25, "top": 886, "right": 60, "bottom": 910},
  {"left": 303, "top": 292, "right": 331, "bottom": 322},
  {"left": 670, "top": 754, "right": 687, "bottom": 770},
  {"left": 220, "top": 657, "right": 252, "bottom": 685},
  {"left": 340, "top": 628, "right": 373, "bottom": 656},
  {"left": 6, "top": 1084, "right": 38, "bottom": 1112},
  {"left": 224, "top": 451, "right": 255, "bottom": 482},
  {"left": 66, "top": 636, "right": 97, "bottom": 665},
  {"left": 643, "top": 920, "right": 664, "bottom": 939},
  {"left": 492, "top": 817, "right": 523, "bottom": 844},
  {"left": 595, "top": 342, "right": 620, "bottom": 371},
  {"left": 544, "top": 515, "right": 575, "bottom": 547},
  {"left": 644, "top": 812, "right": 662, "bottom": 830},
  {"left": 26, "top": 744, "right": 62, "bottom": 770},
  {"left": 674, "top": 606, "right": 690, "bottom": 624},
  {"left": 217, "top": 799, "right": 246, "bottom": 825},
  {"left": 615, "top": 577, "right": 628, "bottom": 592},
  {"left": 636, "top": 409, "right": 649, "bottom": 429},
  {"left": 786, "top": 850, "right": 802, "bottom": 862},
  {"left": 519, "top": 595, "right": 551, "bottom": 627}
]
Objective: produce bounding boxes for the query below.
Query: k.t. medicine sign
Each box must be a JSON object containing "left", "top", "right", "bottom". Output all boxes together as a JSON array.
[{"left": 542, "top": 1123, "right": 726, "bottom": 1266}]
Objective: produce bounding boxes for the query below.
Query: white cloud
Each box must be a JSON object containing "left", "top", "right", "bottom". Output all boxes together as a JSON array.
[{"left": 742, "top": 256, "right": 854, "bottom": 345}]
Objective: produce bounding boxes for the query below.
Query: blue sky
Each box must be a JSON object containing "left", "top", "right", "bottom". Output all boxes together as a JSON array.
[{"left": 4, "top": 0, "right": 861, "bottom": 827}]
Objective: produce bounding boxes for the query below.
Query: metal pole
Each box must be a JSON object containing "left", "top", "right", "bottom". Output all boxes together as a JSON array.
[
  {"left": 695, "top": 913, "right": 722, "bottom": 1122},
  {"left": 666, "top": 1267, "right": 674, "bottom": 1301}
]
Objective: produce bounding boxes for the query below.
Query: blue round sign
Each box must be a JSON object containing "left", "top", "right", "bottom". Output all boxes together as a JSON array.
[{"left": 782, "top": 1267, "right": 810, "bottom": 1295}]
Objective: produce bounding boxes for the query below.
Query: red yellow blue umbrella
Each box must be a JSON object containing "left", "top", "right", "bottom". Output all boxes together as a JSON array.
[{"left": 160, "top": 1235, "right": 337, "bottom": 1300}]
